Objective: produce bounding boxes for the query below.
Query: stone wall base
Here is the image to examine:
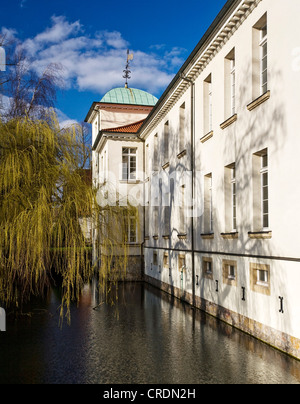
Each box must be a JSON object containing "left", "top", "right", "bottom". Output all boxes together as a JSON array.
[{"left": 144, "top": 274, "right": 300, "bottom": 361}]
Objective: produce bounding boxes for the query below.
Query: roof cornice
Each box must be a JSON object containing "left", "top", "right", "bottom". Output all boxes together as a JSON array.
[{"left": 139, "top": 0, "right": 261, "bottom": 138}]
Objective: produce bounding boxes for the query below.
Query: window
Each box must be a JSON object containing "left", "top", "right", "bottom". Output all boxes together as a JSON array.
[
  {"left": 250, "top": 263, "right": 270, "bottom": 295},
  {"left": 224, "top": 49, "right": 236, "bottom": 119},
  {"left": 153, "top": 134, "right": 159, "bottom": 172},
  {"left": 252, "top": 149, "right": 269, "bottom": 231},
  {"left": 204, "top": 74, "right": 212, "bottom": 134},
  {"left": 124, "top": 216, "right": 137, "bottom": 244},
  {"left": 163, "top": 191, "right": 170, "bottom": 237},
  {"left": 261, "top": 152, "right": 269, "bottom": 229},
  {"left": 104, "top": 150, "right": 107, "bottom": 182},
  {"left": 145, "top": 144, "right": 149, "bottom": 177},
  {"left": 153, "top": 251, "right": 158, "bottom": 267},
  {"left": 231, "top": 58, "right": 236, "bottom": 116},
  {"left": 231, "top": 165, "right": 237, "bottom": 231},
  {"left": 179, "top": 184, "right": 186, "bottom": 235},
  {"left": 179, "top": 103, "right": 186, "bottom": 153},
  {"left": 122, "top": 148, "right": 137, "bottom": 181},
  {"left": 178, "top": 254, "right": 186, "bottom": 272},
  {"left": 163, "top": 121, "right": 169, "bottom": 164},
  {"left": 260, "top": 24, "right": 268, "bottom": 95},
  {"left": 94, "top": 120, "right": 98, "bottom": 137},
  {"left": 224, "top": 163, "right": 237, "bottom": 232},
  {"left": 204, "top": 173, "right": 213, "bottom": 234},
  {"left": 203, "top": 257, "right": 213, "bottom": 279},
  {"left": 252, "top": 14, "right": 268, "bottom": 99},
  {"left": 257, "top": 268, "right": 268, "bottom": 286},
  {"left": 163, "top": 252, "right": 169, "bottom": 269},
  {"left": 223, "top": 260, "right": 237, "bottom": 286},
  {"left": 145, "top": 181, "right": 150, "bottom": 238}
]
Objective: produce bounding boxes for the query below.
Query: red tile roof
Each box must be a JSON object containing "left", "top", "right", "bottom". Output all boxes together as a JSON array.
[{"left": 105, "top": 119, "right": 145, "bottom": 134}]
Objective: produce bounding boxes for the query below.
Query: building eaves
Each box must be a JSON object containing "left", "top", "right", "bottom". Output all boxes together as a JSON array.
[
  {"left": 92, "top": 121, "right": 144, "bottom": 151},
  {"left": 105, "top": 119, "right": 145, "bottom": 134},
  {"left": 137, "top": 0, "right": 249, "bottom": 137}
]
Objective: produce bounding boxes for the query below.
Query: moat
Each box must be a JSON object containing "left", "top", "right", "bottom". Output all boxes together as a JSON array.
[{"left": 1, "top": 282, "right": 300, "bottom": 384}]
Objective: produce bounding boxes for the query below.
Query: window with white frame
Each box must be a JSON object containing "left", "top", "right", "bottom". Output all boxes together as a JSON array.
[
  {"left": 252, "top": 13, "right": 268, "bottom": 99},
  {"left": 261, "top": 151, "right": 269, "bottom": 229},
  {"left": 224, "top": 163, "right": 237, "bottom": 232},
  {"left": 250, "top": 263, "right": 271, "bottom": 295},
  {"left": 224, "top": 49, "right": 236, "bottom": 120},
  {"left": 222, "top": 259, "right": 237, "bottom": 286},
  {"left": 252, "top": 149, "right": 269, "bottom": 231},
  {"left": 231, "top": 165, "right": 237, "bottom": 231},
  {"left": 124, "top": 216, "right": 137, "bottom": 244},
  {"left": 179, "top": 184, "right": 186, "bottom": 234},
  {"left": 204, "top": 173, "right": 213, "bottom": 233},
  {"left": 231, "top": 58, "right": 236, "bottom": 116},
  {"left": 122, "top": 147, "right": 137, "bottom": 181},
  {"left": 203, "top": 257, "right": 213, "bottom": 279},
  {"left": 179, "top": 103, "right": 186, "bottom": 153},
  {"left": 178, "top": 254, "right": 186, "bottom": 272},
  {"left": 204, "top": 74, "right": 212, "bottom": 134},
  {"left": 163, "top": 121, "right": 169, "bottom": 164},
  {"left": 257, "top": 268, "right": 268, "bottom": 286},
  {"left": 153, "top": 134, "right": 159, "bottom": 172},
  {"left": 260, "top": 23, "right": 268, "bottom": 95}
]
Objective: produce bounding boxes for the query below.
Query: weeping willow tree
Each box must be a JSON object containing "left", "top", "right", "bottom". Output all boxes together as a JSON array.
[{"left": 0, "top": 113, "right": 137, "bottom": 321}]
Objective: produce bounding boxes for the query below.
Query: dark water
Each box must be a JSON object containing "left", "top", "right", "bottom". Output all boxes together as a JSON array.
[{"left": 1, "top": 282, "right": 300, "bottom": 384}]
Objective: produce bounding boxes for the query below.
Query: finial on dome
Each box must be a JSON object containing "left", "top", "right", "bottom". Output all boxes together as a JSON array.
[{"left": 123, "top": 49, "right": 133, "bottom": 88}]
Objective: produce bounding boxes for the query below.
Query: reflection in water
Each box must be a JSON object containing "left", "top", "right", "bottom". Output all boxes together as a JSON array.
[{"left": 1, "top": 282, "right": 300, "bottom": 384}]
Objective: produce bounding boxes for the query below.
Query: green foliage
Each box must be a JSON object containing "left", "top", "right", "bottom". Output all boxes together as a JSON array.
[{"left": 0, "top": 113, "right": 135, "bottom": 322}]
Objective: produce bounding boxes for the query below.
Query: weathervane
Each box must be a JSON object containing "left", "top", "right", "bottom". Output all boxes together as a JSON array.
[{"left": 123, "top": 49, "right": 133, "bottom": 88}]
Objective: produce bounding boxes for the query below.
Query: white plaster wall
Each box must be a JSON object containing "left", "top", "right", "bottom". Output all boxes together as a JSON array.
[{"left": 143, "top": 0, "right": 300, "bottom": 341}]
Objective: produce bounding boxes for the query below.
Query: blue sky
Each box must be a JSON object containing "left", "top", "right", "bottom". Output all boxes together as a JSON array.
[{"left": 1, "top": 0, "right": 227, "bottom": 126}]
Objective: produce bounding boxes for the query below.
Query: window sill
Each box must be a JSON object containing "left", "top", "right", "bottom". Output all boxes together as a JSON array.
[
  {"left": 221, "top": 232, "right": 239, "bottom": 239},
  {"left": 153, "top": 235, "right": 159, "bottom": 240},
  {"left": 247, "top": 91, "right": 270, "bottom": 111},
  {"left": 119, "top": 180, "right": 141, "bottom": 184},
  {"left": 177, "top": 233, "right": 187, "bottom": 240},
  {"left": 200, "top": 131, "right": 213, "bottom": 143},
  {"left": 177, "top": 149, "right": 187, "bottom": 159},
  {"left": 201, "top": 233, "right": 214, "bottom": 239},
  {"left": 162, "top": 162, "right": 170, "bottom": 170},
  {"left": 162, "top": 235, "right": 170, "bottom": 240},
  {"left": 248, "top": 231, "right": 272, "bottom": 239},
  {"left": 220, "top": 114, "right": 237, "bottom": 130}
]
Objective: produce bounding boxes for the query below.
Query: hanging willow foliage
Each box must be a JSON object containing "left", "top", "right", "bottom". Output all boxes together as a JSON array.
[{"left": 0, "top": 113, "right": 137, "bottom": 322}]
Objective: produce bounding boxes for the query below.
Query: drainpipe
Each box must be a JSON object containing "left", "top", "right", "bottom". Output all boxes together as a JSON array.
[
  {"left": 180, "top": 74, "right": 195, "bottom": 308},
  {"left": 141, "top": 136, "right": 146, "bottom": 281}
]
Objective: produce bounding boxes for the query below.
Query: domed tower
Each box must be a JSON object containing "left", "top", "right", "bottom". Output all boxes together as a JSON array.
[
  {"left": 84, "top": 84, "right": 158, "bottom": 279},
  {"left": 85, "top": 86, "right": 158, "bottom": 147}
]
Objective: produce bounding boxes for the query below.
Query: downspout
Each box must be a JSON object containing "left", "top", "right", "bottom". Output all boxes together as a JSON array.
[
  {"left": 141, "top": 136, "right": 146, "bottom": 281},
  {"left": 180, "top": 74, "right": 195, "bottom": 307}
]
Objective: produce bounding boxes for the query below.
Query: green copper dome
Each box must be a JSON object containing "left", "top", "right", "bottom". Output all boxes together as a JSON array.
[{"left": 100, "top": 87, "right": 158, "bottom": 106}]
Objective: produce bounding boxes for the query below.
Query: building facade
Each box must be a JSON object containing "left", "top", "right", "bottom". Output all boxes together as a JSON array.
[
  {"left": 87, "top": 0, "right": 300, "bottom": 359},
  {"left": 85, "top": 87, "right": 158, "bottom": 280}
]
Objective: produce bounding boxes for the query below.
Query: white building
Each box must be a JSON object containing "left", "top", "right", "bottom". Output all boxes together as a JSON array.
[{"left": 87, "top": 0, "right": 300, "bottom": 359}]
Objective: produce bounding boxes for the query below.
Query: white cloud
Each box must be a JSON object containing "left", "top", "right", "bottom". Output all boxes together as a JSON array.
[
  {"left": 1, "top": 27, "right": 18, "bottom": 42},
  {"left": 2, "top": 15, "right": 187, "bottom": 97}
]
